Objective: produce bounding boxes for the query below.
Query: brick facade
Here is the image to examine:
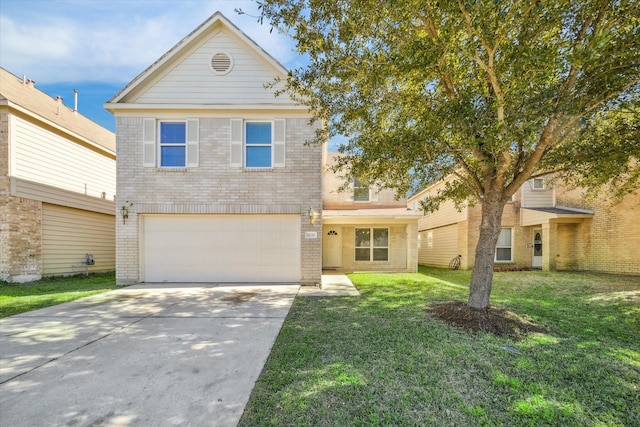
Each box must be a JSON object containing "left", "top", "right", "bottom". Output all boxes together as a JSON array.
[
  {"left": 411, "top": 176, "right": 639, "bottom": 275},
  {"left": 1, "top": 112, "right": 43, "bottom": 282},
  {"left": 555, "top": 184, "right": 640, "bottom": 275},
  {"left": 115, "top": 116, "right": 323, "bottom": 285}
]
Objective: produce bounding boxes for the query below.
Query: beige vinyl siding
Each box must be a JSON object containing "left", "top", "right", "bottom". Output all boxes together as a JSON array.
[
  {"left": 521, "top": 181, "right": 554, "bottom": 208},
  {"left": 11, "top": 115, "right": 116, "bottom": 200},
  {"left": 42, "top": 204, "right": 115, "bottom": 276},
  {"left": 11, "top": 178, "right": 114, "bottom": 215},
  {"left": 418, "top": 199, "right": 467, "bottom": 230},
  {"left": 418, "top": 224, "right": 459, "bottom": 267},
  {"left": 135, "top": 31, "right": 294, "bottom": 105}
]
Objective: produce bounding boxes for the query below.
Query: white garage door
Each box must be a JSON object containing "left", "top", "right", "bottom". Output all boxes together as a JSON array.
[{"left": 143, "top": 215, "right": 300, "bottom": 282}]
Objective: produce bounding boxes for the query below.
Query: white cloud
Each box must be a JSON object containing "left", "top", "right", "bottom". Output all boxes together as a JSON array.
[{"left": 0, "top": 0, "right": 300, "bottom": 84}]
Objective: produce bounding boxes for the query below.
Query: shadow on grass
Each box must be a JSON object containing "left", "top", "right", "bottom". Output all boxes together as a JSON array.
[
  {"left": 0, "top": 272, "right": 118, "bottom": 317},
  {"left": 239, "top": 268, "right": 640, "bottom": 426}
]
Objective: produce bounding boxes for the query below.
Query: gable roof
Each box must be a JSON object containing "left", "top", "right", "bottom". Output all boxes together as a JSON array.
[
  {"left": 106, "top": 12, "right": 292, "bottom": 107},
  {"left": 0, "top": 68, "right": 115, "bottom": 153}
]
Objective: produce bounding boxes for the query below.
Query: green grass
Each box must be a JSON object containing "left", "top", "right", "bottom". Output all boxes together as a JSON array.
[
  {"left": 239, "top": 267, "right": 640, "bottom": 426},
  {"left": 0, "top": 272, "right": 118, "bottom": 318}
]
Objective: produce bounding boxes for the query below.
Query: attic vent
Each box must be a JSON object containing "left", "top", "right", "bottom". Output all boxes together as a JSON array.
[{"left": 210, "top": 52, "right": 233, "bottom": 75}]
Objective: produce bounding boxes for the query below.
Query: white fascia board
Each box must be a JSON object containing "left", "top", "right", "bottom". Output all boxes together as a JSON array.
[{"left": 104, "top": 103, "right": 309, "bottom": 111}]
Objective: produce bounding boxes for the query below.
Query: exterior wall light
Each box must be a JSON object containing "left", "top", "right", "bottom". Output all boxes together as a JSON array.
[
  {"left": 308, "top": 207, "right": 316, "bottom": 224},
  {"left": 120, "top": 201, "right": 133, "bottom": 224}
]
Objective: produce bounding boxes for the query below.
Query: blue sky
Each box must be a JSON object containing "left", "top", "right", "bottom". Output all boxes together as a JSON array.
[{"left": 0, "top": 0, "right": 305, "bottom": 133}]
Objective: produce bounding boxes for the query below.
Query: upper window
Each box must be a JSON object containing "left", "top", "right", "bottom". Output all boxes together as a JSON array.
[
  {"left": 245, "top": 122, "right": 272, "bottom": 168},
  {"left": 355, "top": 228, "right": 389, "bottom": 261},
  {"left": 532, "top": 178, "right": 546, "bottom": 190},
  {"left": 495, "top": 228, "right": 513, "bottom": 262},
  {"left": 159, "top": 121, "right": 186, "bottom": 167},
  {"left": 354, "top": 177, "right": 370, "bottom": 202}
]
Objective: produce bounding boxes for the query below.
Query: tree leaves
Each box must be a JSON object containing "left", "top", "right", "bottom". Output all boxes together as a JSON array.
[{"left": 260, "top": 0, "right": 639, "bottom": 204}]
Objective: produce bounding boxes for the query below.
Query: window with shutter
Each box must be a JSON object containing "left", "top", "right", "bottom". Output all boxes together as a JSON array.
[
  {"left": 143, "top": 118, "right": 198, "bottom": 168},
  {"left": 230, "top": 119, "right": 286, "bottom": 169}
]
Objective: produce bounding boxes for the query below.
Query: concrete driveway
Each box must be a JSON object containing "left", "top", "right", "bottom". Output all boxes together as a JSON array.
[{"left": 0, "top": 282, "right": 299, "bottom": 427}]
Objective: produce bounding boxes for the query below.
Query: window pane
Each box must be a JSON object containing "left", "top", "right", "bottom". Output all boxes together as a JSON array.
[
  {"left": 353, "top": 177, "right": 369, "bottom": 201},
  {"left": 355, "top": 228, "right": 370, "bottom": 247},
  {"left": 161, "top": 146, "right": 185, "bottom": 167},
  {"left": 246, "top": 122, "right": 272, "bottom": 144},
  {"left": 355, "top": 248, "right": 371, "bottom": 261},
  {"left": 497, "top": 228, "right": 511, "bottom": 247},
  {"left": 373, "top": 248, "right": 388, "bottom": 261},
  {"left": 354, "top": 187, "right": 370, "bottom": 201},
  {"left": 246, "top": 146, "right": 271, "bottom": 167},
  {"left": 160, "top": 122, "right": 186, "bottom": 144},
  {"left": 373, "top": 228, "right": 388, "bottom": 247},
  {"left": 496, "top": 248, "right": 512, "bottom": 261}
]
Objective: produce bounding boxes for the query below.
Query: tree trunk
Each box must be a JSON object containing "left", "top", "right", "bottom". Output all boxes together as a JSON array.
[{"left": 468, "top": 190, "right": 508, "bottom": 309}]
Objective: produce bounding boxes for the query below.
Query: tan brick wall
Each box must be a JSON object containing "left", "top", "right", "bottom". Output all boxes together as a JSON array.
[
  {"left": 1, "top": 112, "right": 43, "bottom": 282},
  {"left": 555, "top": 184, "right": 640, "bottom": 275},
  {"left": 116, "top": 116, "right": 323, "bottom": 284},
  {"left": 323, "top": 151, "right": 406, "bottom": 208},
  {"left": 336, "top": 224, "right": 412, "bottom": 272}
]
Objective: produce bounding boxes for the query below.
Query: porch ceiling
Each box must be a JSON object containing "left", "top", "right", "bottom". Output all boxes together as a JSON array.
[{"left": 521, "top": 207, "right": 593, "bottom": 226}]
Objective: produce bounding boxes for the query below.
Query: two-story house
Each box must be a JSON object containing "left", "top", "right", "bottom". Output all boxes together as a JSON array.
[
  {"left": 105, "top": 13, "right": 323, "bottom": 285},
  {"left": 322, "top": 151, "right": 421, "bottom": 272},
  {"left": 1, "top": 68, "right": 116, "bottom": 282},
  {"left": 408, "top": 176, "right": 639, "bottom": 275},
  {"left": 106, "top": 13, "right": 421, "bottom": 286}
]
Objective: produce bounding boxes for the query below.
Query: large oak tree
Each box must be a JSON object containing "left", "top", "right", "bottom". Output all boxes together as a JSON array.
[{"left": 255, "top": 0, "right": 640, "bottom": 309}]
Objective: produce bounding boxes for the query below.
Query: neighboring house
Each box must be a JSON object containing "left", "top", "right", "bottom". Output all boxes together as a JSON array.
[
  {"left": 0, "top": 68, "right": 116, "bottom": 283},
  {"left": 105, "top": 13, "right": 323, "bottom": 285},
  {"left": 408, "top": 176, "right": 640, "bottom": 275},
  {"left": 322, "top": 151, "right": 421, "bottom": 273}
]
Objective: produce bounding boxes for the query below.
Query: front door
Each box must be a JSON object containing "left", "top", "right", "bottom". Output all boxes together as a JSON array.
[
  {"left": 322, "top": 228, "right": 342, "bottom": 268},
  {"left": 532, "top": 229, "right": 543, "bottom": 268}
]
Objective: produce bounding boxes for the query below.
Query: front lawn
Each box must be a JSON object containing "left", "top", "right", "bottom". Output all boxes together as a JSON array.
[
  {"left": 0, "top": 272, "right": 118, "bottom": 318},
  {"left": 239, "top": 267, "right": 640, "bottom": 426}
]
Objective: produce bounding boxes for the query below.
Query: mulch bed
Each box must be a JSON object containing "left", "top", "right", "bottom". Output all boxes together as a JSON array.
[{"left": 426, "top": 301, "right": 549, "bottom": 341}]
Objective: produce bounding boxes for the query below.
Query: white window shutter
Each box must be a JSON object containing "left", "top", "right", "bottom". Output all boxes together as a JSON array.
[
  {"left": 371, "top": 187, "right": 379, "bottom": 202},
  {"left": 186, "top": 118, "right": 199, "bottom": 167},
  {"left": 143, "top": 118, "right": 156, "bottom": 167},
  {"left": 230, "top": 119, "right": 243, "bottom": 167},
  {"left": 273, "top": 119, "right": 286, "bottom": 167}
]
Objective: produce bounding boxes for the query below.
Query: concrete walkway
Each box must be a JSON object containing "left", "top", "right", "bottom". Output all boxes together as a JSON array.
[
  {"left": 298, "top": 273, "right": 361, "bottom": 297},
  {"left": 0, "top": 283, "right": 299, "bottom": 427}
]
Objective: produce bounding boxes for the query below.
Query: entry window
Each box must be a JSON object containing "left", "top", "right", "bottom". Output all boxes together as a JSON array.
[
  {"left": 245, "top": 122, "right": 272, "bottom": 168},
  {"left": 495, "top": 228, "right": 513, "bottom": 262},
  {"left": 355, "top": 228, "right": 389, "bottom": 261},
  {"left": 354, "top": 178, "right": 370, "bottom": 202},
  {"left": 159, "top": 122, "right": 186, "bottom": 167}
]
